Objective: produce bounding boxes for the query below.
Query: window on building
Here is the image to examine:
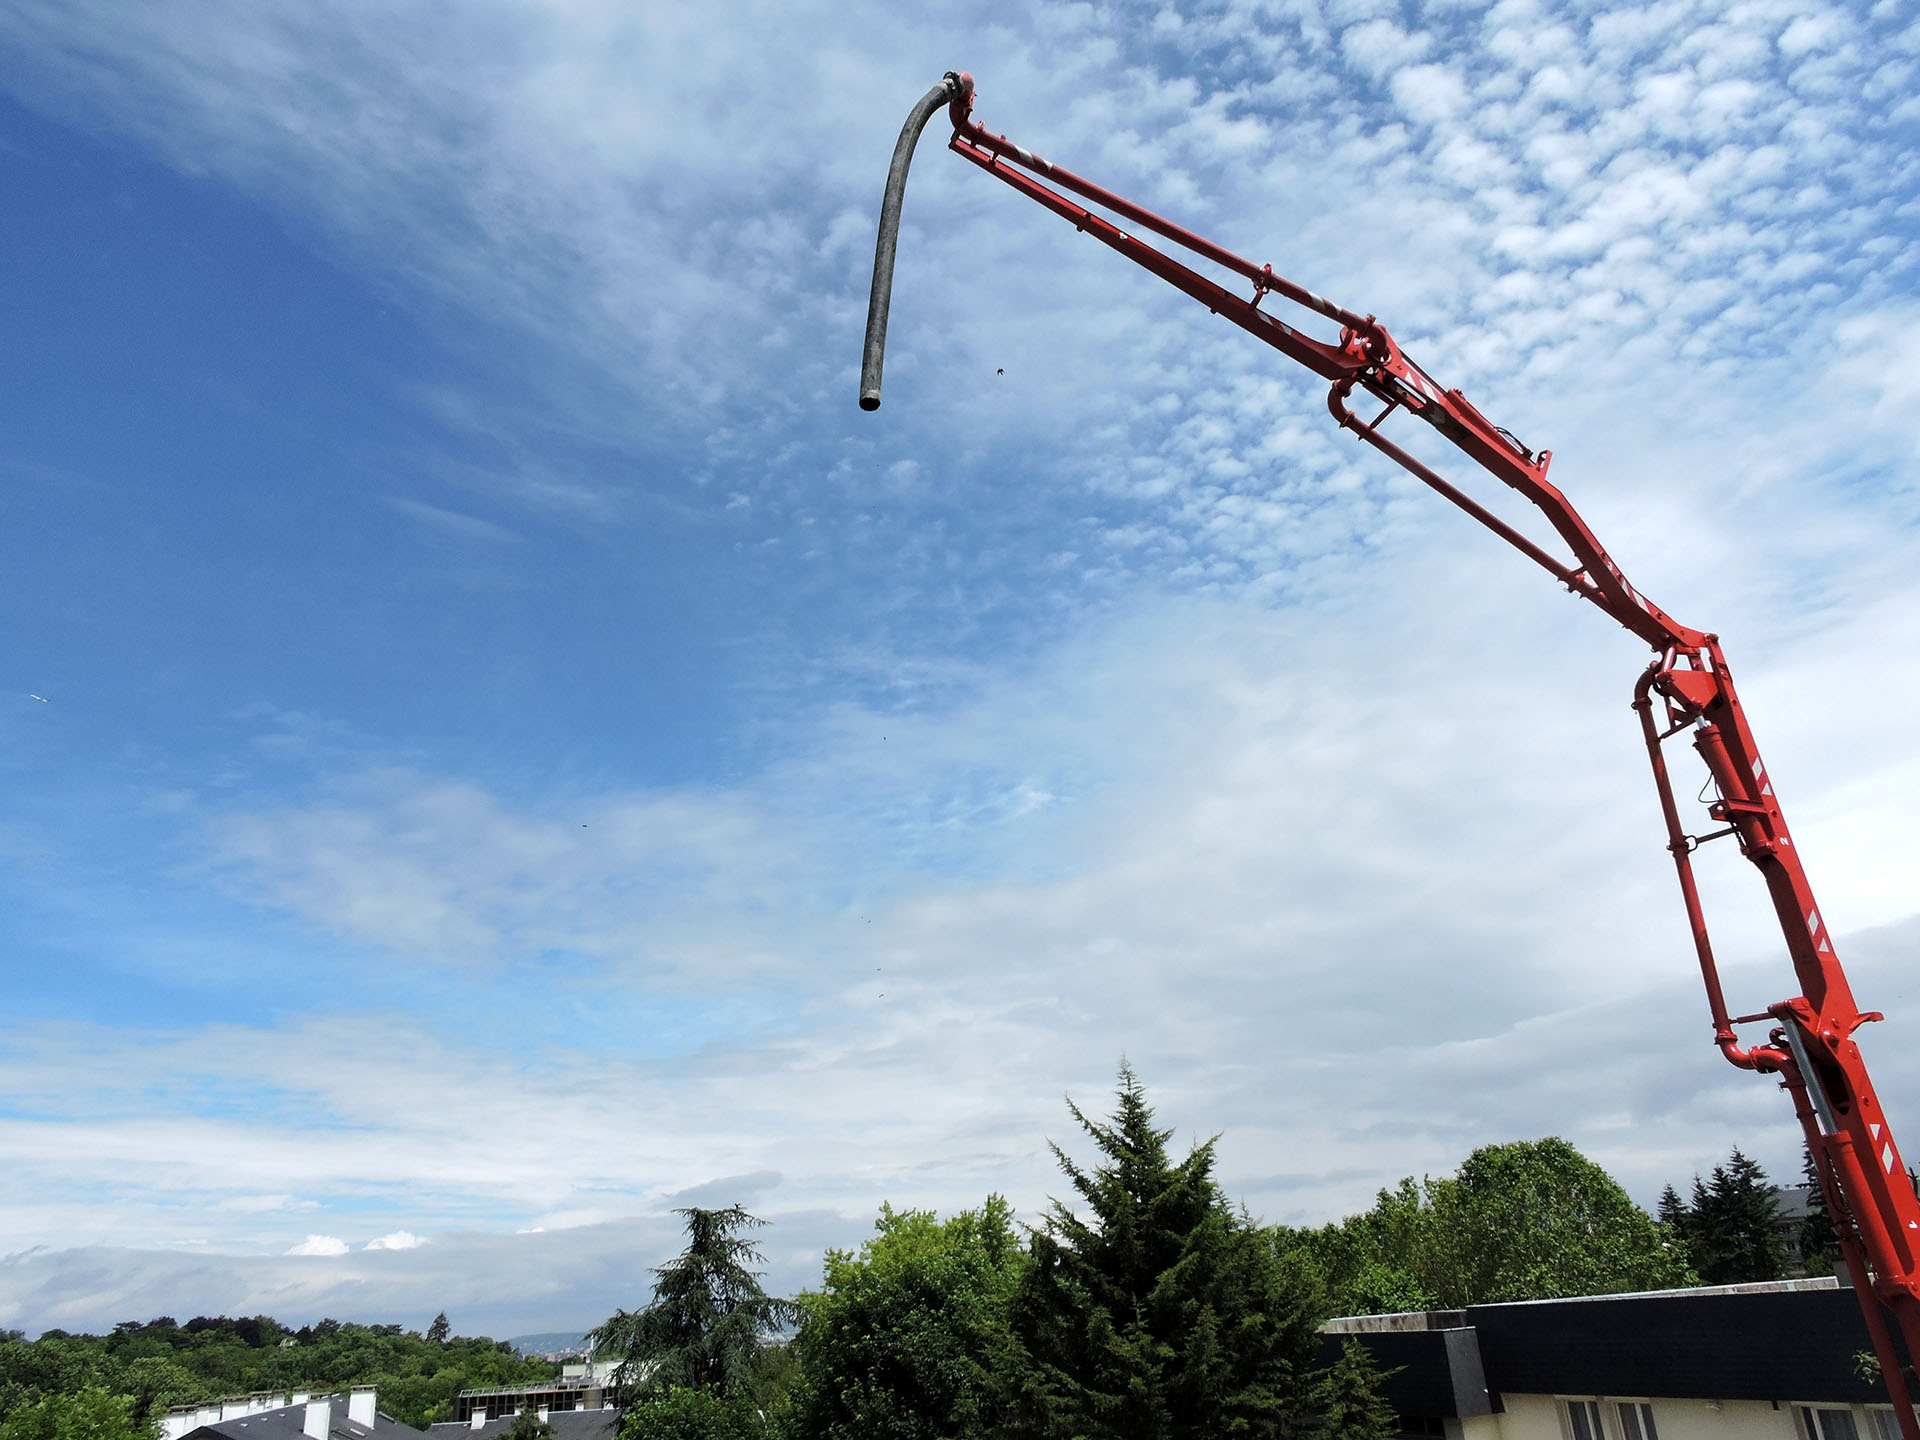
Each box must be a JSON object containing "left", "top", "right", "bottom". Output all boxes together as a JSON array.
[
  {"left": 1867, "top": 1409, "right": 1920, "bottom": 1440},
  {"left": 1800, "top": 1407, "right": 1862, "bottom": 1440},
  {"left": 1615, "top": 1401, "right": 1659, "bottom": 1440},
  {"left": 1562, "top": 1399, "right": 1607, "bottom": 1440}
]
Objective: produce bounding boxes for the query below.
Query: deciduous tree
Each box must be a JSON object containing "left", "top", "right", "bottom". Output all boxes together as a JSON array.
[
  {"left": 790, "top": 1199, "right": 1024, "bottom": 1440},
  {"left": 1425, "top": 1138, "right": 1692, "bottom": 1304},
  {"left": 1283, "top": 1139, "right": 1690, "bottom": 1311},
  {"left": 0, "top": 1388, "right": 146, "bottom": 1440}
]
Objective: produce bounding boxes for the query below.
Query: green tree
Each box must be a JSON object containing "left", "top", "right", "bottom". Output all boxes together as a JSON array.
[
  {"left": 1424, "top": 1139, "right": 1692, "bottom": 1304},
  {"left": 1655, "top": 1184, "right": 1695, "bottom": 1275},
  {"left": 1008, "top": 1065, "right": 1329, "bottom": 1439},
  {"left": 789, "top": 1199, "right": 1024, "bottom": 1440},
  {"left": 590, "top": 1207, "right": 799, "bottom": 1404},
  {"left": 505, "top": 1409, "right": 553, "bottom": 1440},
  {"left": 1313, "top": 1340, "right": 1398, "bottom": 1440},
  {"left": 0, "top": 1315, "right": 553, "bottom": 1431},
  {"left": 1282, "top": 1139, "right": 1690, "bottom": 1311},
  {"left": 1798, "top": 1148, "right": 1838, "bottom": 1277},
  {"left": 0, "top": 1387, "right": 148, "bottom": 1440},
  {"left": 1339, "top": 1262, "right": 1437, "bottom": 1319},
  {"left": 426, "top": 1314, "right": 451, "bottom": 1346},
  {"left": 1655, "top": 1184, "right": 1687, "bottom": 1233},
  {"left": 1689, "top": 1148, "right": 1785, "bottom": 1284},
  {"left": 1276, "top": 1177, "right": 1438, "bottom": 1318},
  {"left": 620, "top": 1389, "right": 765, "bottom": 1440}
]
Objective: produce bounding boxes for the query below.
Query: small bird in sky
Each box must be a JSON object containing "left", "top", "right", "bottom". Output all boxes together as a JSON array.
[{"left": 28, "top": 694, "right": 48, "bottom": 703}]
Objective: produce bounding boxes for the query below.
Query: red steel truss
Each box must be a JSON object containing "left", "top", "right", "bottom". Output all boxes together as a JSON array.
[{"left": 858, "top": 72, "right": 1920, "bottom": 1427}]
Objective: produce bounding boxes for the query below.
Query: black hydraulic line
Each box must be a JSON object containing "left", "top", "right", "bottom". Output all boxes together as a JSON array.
[{"left": 859, "top": 73, "right": 965, "bottom": 411}]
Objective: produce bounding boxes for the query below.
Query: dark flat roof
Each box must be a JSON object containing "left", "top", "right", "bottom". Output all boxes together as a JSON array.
[{"left": 1316, "top": 1279, "right": 1884, "bottom": 1419}]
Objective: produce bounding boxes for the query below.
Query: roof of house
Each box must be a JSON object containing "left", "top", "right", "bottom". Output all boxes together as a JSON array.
[
  {"left": 182, "top": 1399, "right": 423, "bottom": 1440},
  {"left": 1315, "top": 1277, "right": 1873, "bottom": 1420}
]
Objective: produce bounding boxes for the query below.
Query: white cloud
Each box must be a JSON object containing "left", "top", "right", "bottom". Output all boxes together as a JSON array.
[
  {"left": 1389, "top": 63, "right": 1469, "bottom": 124},
  {"left": 218, "top": 1195, "right": 319, "bottom": 1214},
  {"left": 286, "top": 1235, "right": 349, "bottom": 1257},
  {"left": 1340, "top": 19, "right": 1430, "bottom": 82},
  {"left": 364, "top": 1231, "right": 426, "bottom": 1252}
]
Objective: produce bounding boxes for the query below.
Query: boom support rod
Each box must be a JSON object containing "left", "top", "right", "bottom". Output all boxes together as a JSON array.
[{"left": 858, "top": 72, "right": 1920, "bottom": 1425}]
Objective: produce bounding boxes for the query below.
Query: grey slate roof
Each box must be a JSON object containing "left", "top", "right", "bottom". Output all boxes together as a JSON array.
[{"left": 183, "top": 1399, "right": 424, "bottom": 1440}]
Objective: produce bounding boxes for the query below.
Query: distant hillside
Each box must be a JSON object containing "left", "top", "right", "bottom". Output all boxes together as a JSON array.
[{"left": 508, "top": 1331, "right": 591, "bottom": 1358}]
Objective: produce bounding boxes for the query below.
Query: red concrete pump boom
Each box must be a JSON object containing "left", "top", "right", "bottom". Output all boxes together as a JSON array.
[{"left": 858, "top": 71, "right": 1920, "bottom": 1427}]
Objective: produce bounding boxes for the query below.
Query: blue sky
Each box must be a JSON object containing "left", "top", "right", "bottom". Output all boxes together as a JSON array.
[{"left": 1, "top": 0, "right": 1917, "bottom": 1336}]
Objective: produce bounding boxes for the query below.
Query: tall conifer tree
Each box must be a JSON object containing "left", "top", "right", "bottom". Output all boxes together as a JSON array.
[
  {"left": 1314, "top": 1339, "right": 1399, "bottom": 1440},
  {"left": 589, "top": 1206, "right": 797, "bottom": 1404},
  {"left": 1008, "top": 1065, "right": 1328, "bottom": 1439},
  {"left": 1689, "top": 1149, "right": 1785, "bottom": 1284}
]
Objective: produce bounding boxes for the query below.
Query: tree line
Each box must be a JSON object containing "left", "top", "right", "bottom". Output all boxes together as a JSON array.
[{"left": 0, "top": 1314, "right": 555, "bottom": 1439}]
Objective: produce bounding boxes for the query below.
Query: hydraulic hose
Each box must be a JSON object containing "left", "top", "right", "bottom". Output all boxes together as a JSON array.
[{"left": 858, "top": 72, "right": 967, "bottom": 411}]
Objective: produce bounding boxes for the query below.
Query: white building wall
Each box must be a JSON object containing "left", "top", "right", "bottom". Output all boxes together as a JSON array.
[{"left": 1475, "top": 1393, "right": 1802, "bottom": 1439}]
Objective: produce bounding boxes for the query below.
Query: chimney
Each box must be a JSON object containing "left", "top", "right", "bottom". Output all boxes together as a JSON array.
[
  {"left": 292, "top": 1395, "right": 311, "bottom": 1408},
  {"left": 303, "top": 1398, "right": 332, "bottom": 1439},
  {"left": 161, "top": 1411, "right": 193, "bottom": 1440},
  {"left": 348, "top": 1390, "right": 376, "bottom": 1429},
  {"left": 536, "top": 1411, "right": 548, "bottom": 1425},
  {"left": 469, "top": 1411, "right": 486, "bottom": 1431}
]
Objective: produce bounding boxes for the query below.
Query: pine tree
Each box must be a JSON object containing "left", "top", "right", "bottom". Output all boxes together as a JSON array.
[
  {"left": 1008, "top": 1064, "right": 1328, "bottom": 1439},
  {"left": 589, "top": 1207, "right": 798, "bottom": 1403},
  {"left": 1691, "top": 1148, "right": 1785, "bottom": 1284},
  {"left": 1655, "top": 1184, "right": 1686, "bottom": 1231},
  {"left": 426, "top": 1313, "right": 451, "bottom": 1346},
  {"left": 1314, "top": 1339, "right": 1399, "bottom": 1440}
]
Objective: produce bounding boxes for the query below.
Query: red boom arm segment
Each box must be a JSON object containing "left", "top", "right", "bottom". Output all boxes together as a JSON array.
[{"left": 859, "top": 73, "right": 1920, "bottom": 1426}]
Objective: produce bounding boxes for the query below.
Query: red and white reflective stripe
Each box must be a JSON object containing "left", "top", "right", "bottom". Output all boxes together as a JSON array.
[{"left": 1808, "top": 907, "right": 1834, "bottom": 955}]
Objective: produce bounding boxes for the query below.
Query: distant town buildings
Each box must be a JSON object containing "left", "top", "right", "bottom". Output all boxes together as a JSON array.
[{"left": 444, "top": 1374, "right": 619, "bottom": 1427}]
